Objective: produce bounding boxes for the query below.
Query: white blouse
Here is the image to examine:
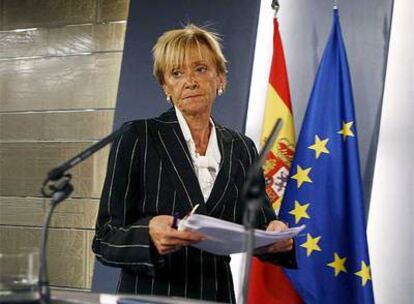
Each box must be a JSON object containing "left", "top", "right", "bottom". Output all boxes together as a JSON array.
[{"left": 175, "top": 107, "right": 221, "bottom": 202}]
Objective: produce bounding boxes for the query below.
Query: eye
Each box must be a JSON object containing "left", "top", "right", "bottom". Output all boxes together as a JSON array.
[
  {"left": 196, "top": 65, "right": 207, "bottom": 73},
  {"left": 171, "top": 69, "right": 183, "bottom": 78}
]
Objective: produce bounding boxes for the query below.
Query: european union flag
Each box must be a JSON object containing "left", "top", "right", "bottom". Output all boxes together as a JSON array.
[{"left": 279, "top": 9, "right": 374, "bottom": 304}]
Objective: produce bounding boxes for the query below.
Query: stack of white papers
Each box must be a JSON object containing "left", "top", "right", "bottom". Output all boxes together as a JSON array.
[{"left": 178, "top": 214, "right": 305, "bottom": 255}]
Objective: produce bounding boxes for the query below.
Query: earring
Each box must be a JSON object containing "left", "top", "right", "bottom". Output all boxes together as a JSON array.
[
  {"left": 217, "top": 88, "right": 224, "bottom": 96},
  {"left": 166, "top": 95, "right": 171, "bottom": 103}
]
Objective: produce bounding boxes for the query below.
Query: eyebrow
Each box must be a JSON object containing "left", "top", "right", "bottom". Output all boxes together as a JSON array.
[
  {"left": 172, "top": 59, "right": 208, "bottom": 69},
  {"left": 192, "top": 60, "right": 208, "bottom": 65}
]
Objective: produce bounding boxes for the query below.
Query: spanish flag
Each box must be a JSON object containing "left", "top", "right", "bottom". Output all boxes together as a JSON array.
[{"left": 248, "top": 18, "right": 302, "bottom": 304}]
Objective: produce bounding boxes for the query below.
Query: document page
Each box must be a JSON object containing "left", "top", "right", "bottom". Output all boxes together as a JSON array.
[{"left": 179, "top": 214, "right": 305, "bottom": 255}]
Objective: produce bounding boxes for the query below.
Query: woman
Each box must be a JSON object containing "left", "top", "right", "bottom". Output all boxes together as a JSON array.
[{"left": 93, "top": 24, "right": 295, "bottom": 303}]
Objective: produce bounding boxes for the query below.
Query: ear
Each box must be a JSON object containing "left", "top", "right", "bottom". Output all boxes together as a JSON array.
[
  {"left": 162, "top": 84, "right": 169, "bottom": 96},
  {"left": 217, "top": 73, "right": 227, "bottom": 90}
]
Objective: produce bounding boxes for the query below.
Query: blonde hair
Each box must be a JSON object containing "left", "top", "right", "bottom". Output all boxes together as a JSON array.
[{"left": 152, "top": 24, "right": 227, "bottom": 85}]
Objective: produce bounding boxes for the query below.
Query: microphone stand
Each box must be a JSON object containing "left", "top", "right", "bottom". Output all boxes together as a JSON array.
[
  {"left": 38, "top": 178, "right": 73, "bottom": 304},
  {"left": 238, "top": 119, "right": 282, "bottom": 304},
  {"left": 38, "top": 122, "right": 132, "bottom": 304}
]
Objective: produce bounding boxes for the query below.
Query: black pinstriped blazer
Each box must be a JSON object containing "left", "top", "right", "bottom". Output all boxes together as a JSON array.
[{"left": 92, "top": 108, "right": 295, "bottom": 303}]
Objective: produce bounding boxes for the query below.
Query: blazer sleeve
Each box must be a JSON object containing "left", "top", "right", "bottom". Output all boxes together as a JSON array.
[
  {"left": 243, "top": 136, "right": 297, "bottom": 269},
  {"left": 92, "top": 121, "right": 160, "bottom": 274}
]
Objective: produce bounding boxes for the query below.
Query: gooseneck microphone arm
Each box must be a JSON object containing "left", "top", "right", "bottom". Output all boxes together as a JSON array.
[
  {"left": 38, "top": 122, "right": 132, "bottom": 304},
  {"left": 42, "top": 122, "right": 133, "bottom": 189},
  {"left": 238, "top": 118, "right": 282, "bottom": 304}
]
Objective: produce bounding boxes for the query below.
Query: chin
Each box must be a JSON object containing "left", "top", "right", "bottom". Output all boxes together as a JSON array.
[{"left": 177, "top": 99, "right": 212, "bottom": 114}]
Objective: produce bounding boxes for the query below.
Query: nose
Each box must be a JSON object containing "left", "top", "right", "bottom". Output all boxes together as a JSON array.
[{"left": 184, "top": 72, "right": 198, "bottom": 89}]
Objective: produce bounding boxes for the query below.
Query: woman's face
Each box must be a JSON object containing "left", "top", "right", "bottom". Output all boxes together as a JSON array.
[{"left": 162, "top": 45, "right": 225, "bottom": 116}]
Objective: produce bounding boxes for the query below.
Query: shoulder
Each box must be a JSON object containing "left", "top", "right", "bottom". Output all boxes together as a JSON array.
[
  {"left": 119, "top": 119, "right": 148, "bottom": 138},
  {"left": 215, "top": 124, "right": 258, "bottom": 165},
  {"left": 120, "top": 108, "right": 178, "bottom": 135},
  {"left": 216, "top": 124, "right": 256, "bottom": 149}
]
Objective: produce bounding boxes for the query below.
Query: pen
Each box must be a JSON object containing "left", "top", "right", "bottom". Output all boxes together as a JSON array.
[
  {"left": 172, "top": 204, "right": 200, "bottom": 230},
  {"left": 171, "top": 212, "right": 180, "bottom": 229}
]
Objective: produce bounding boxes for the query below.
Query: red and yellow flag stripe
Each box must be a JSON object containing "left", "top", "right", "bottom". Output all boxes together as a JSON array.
[
  {"left": 260, "top": 18, "right": 295, "bottom": 213},
  {"left": 248, "top": 18, "right": 302, "bottom": 304}
]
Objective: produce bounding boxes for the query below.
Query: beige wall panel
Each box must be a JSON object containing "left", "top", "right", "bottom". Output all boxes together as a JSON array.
[
  {"left": 0, "top": 143, "right": 109, "bottom": 198},
  {"left": 48, "top": 229, "right": 94, "bottom": 289},
  {"left": 0, "top": 110, "right": 114, "bottom": 141},
  {"left": 98, "top": 0, "right": 130, "bottom": 22},
  {"left": 0, "top": 23, "right": 126, "bottom": 59},
  {"left": 48, "top": 23, "right": 127, "bottom": 56},
  {"left": 0, "top": 28, "right": 49, "bottom": 58},
  {"left": 0, "top": 0, "right": 3, "bottom": 31},
  {"left": 0, "top": 226, "right": 94, "bottom": 288},
  {"left": 93, "top": 22, "right": 127, "bottom": 53},
  {"left": 0, "top": 196, "right": 99, "bottom": 229},
  {"left": 2, "top": 0, "right": 96, "bottom": 30},
  {"left": 0, "top": 226, "right": 40, "bottom": 254},
  {"left": 51, "top": 199, "right": 99, "bottom": 229},
  {"left": 0, "top": 196, "right": 44, "bottom": 226},
  {"left": 0, "top": 53, "right": 122, "bottom": 112},
  {"left": 86, "top": 231, "right": 96, "bottom": 288}
]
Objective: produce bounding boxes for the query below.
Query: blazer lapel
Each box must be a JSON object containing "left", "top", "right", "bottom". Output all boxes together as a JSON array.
[
  {"left": 147, "top": 109, "right": 208, "bottom": 215},
  {"left": 206, "top": 124, "right": 235, "bottom": 215}
]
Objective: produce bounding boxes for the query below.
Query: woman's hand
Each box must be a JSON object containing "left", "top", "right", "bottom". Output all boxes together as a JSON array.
[
  {"left": 149, "top": 215, "right": 206, "bottom": 255},
  {"left": 263, "top": 220, "right": 294, "bottom": 253}
]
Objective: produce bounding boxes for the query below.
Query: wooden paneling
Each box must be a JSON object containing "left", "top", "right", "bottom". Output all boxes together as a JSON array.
[
  {"left": 0, "top": 197, "right": 99, "bottom": 229},
  {"left": 92, "top": 22, "right": 126, "bottom": 53},
  {"left": 0, "top": 1, "right": 3, "bottom": 31},
  {"left": 0, "top": 143, "right": 109, "bottom": 198},
  {"left": 0, "top": 111, "right": 114, "bottom": 141},
  {"left": 0, "top": 0, "right": 126, "bottom": 291},
  {"left": 51, "top": 199, "right": 99, "bottom": 229},
  {"left": 0, "top": 53, "right": 122, "bottom": 112},
  {"left": 2, "top": 0, "right": 96, "bottom": 30},
  {"left": 0, "top": 197, "right": 44, "bottom": 226},
  {"left": 97, "top": 0, "right": 130, "bottom": 22},
  {"left": 48, "top": 22, "right": 126, "bottom": 56},
  {"left": 0, "top": 23, "right": 126, "bottom": 59},
  {"left": 0, "top": 28, "right": 48, "bottom": 59},
  {"left": 0, "top": 227, "right": 95, "bottom": 288},
  {"left": 86, "top": 231, "right": 97, "bottom": 287}
]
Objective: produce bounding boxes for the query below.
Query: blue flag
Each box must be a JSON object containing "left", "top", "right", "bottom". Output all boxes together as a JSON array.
[{"left": 279, "top": 9, "right": 374, "bottom": 304}]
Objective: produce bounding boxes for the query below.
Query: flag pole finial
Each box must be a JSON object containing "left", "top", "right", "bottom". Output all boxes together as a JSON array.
[{"left": 271, "top": 0, "right": 280, "bottom": 15}]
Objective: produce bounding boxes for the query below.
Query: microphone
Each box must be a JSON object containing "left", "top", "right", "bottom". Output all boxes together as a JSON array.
[
  {"left": 238, "top": 118, "right": 283, "bottom": 304},
  {"left": 41, "top": 122, "right": 133, "bottom": 197},
  {"left": 38, "top": 122, "right": 133, "bottom": 304}
]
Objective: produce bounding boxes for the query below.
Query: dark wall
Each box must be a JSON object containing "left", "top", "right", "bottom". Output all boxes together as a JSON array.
[
  {"left": 113, "top": 0, "right": 261, "bottom": 132},
  {"left": 92, "top": 0, "right": 261, "bottom": 292}
]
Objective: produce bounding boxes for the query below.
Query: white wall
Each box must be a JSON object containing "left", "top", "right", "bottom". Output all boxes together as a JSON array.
[
  {"left": 230, "top": 0, "right": 274, "bottom": 299},
  {"left": 367, "top": 0, "right": 414, "bottom": 303}
]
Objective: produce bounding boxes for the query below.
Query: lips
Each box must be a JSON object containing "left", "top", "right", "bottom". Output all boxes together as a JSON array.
[{"left": 183, "top": 94, "right": 202, "bottom": 99}]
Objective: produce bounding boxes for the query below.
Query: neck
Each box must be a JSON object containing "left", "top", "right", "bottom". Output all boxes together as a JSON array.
[{"left": 183, "top": 112, "right": 211, "bottom": 156}]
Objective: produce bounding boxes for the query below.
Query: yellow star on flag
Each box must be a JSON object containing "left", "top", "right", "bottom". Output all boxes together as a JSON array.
[
  {"left": 289, "top": 200, "right": 310, "bottom": 224},
  {"left": 301, "top": 233, "right": 322, "bottom": 257},
  {"left": 291, "top": 165, "right": 312, "bottom": 188},
  {"left": 308, "top": 135, "right": 330, "bottom": 159},
  {"left": 354, "top": 261, "right": 372, "bottom": 286},
  {"left": 337, "top": 121, "right": 355, "bottom": 140},
  {"left": 327, "top": 253, "right": 347, "bottom": 277}
]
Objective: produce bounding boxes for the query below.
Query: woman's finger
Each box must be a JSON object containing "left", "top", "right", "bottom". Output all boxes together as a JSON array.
[
  {"left": 266, "top": 220, "right": 288, "bottom": 232},
  {"left": 267, "top": 238, "right": 294, "bottom": 253},
  {"left": 164, "top": 228, "right": 206, "bottom": 242}
]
